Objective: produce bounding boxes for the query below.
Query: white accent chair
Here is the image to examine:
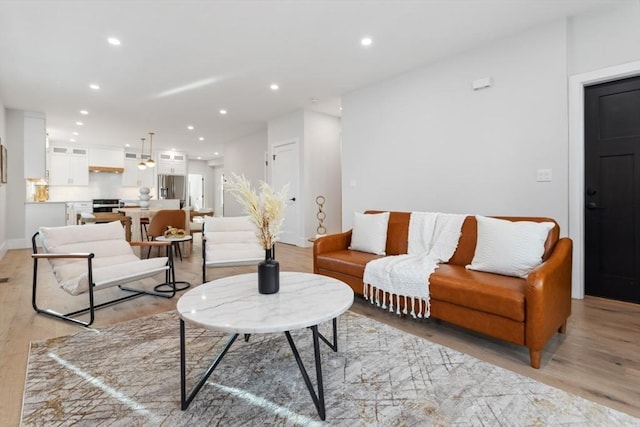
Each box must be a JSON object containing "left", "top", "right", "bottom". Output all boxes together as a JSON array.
[
  {"left": 32, "top": 220, "right": 177, "bottom": 327},
  {"left": 189, "top": 209, "right": 214, "bottom": 243},
  {"left": 201, "top": 216, "right": 264, "bottom": 283}
]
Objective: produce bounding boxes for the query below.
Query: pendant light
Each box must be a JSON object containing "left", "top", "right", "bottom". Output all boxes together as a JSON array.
[
  {"left": 137, "top": 138, "right": 147, "bottom": 170},
  {"left": 144, "top": 132, "right": 156, "bottom": 168}
]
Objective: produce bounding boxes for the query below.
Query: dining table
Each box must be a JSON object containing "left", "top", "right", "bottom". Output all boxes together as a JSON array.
[{"left": 115, "top": 207, "right": 192, "bottom": 257}]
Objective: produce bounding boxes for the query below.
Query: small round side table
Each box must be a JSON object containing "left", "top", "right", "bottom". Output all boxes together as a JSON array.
[{"left": 154, "top": 235, "right": 193, "bottom": 292}]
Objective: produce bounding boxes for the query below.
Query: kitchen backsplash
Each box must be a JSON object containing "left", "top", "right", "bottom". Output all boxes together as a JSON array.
[{"left": 48, "top": 172, "right": 156, "bottom": 201}]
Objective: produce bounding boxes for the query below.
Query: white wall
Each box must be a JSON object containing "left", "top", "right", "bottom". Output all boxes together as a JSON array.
[
  {"left": 568, "top": 0, "right": 640, "bottom": 75},
  {"left": 304, "top": 111, "right": 342, "bottom": 237},
  {"left": 267, "top": 109, "right": 342, "bottom": 245},
  {"left": 267, "top": 110, "right": 305, "bottom": 243},
  {"left": 268, "top": 110, "right": 305, "bottom": 161},
  {"left": 0, "top": 102, "right": 6, "bottom": 259},
  {"left": 223, "top": 129, "right": 268, "bottom": 216},
  {"left": 23, "top": 111, "right": 46, "bottom": 179},
  {"left": 5, "top": 109, "right": 27, "bottom": 241},
  {"left": 212, "top": 166, "right": 224, "bottom": 216},
  {"left": 342, "top": 20, "right": 569, "bottom": 232}
]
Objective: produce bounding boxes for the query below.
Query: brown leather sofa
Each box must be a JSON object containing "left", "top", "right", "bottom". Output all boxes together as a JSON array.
[{"left": 313, "top": 211, "right": 573, "bottom": 368}]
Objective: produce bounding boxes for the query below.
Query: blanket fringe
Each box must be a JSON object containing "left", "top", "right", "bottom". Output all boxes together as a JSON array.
[
  {"left": 363, "top": 283, "right": 430, "bottom": 319},
  {"left": 361, "top": 211, "right": 463, "bottom": 322}
]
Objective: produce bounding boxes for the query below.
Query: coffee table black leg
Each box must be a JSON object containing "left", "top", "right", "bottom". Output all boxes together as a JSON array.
[
  {"left": 284, "top": 325, "right": 326, "bottom": 420},
  {"left": 317, "top": 318, "right": 338, "bottom": 351},
  {"left": 180, "top": 319, "right": 239, "bottom": 410}
]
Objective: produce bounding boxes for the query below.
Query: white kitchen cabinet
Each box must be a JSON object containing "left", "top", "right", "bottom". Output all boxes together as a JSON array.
[
  {"left": 156, "top": 150, "right": 187, "bottom": 175},
  {"left": 48, "top": 146, "right": 89, "bottom": 186},
  {"left": 122, "top": 152, "right": 155, "bottom": 187},
  {"left": 89, "top": 147, "right": 125, "bottom": 168}
]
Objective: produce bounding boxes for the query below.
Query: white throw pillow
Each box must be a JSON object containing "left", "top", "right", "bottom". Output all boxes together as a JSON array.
[
  {"left": 349, "top": 212, "right": 390, "bottom": 255},
  {"left": 466, "top": 216, "right": 555, "bottom": 278}
]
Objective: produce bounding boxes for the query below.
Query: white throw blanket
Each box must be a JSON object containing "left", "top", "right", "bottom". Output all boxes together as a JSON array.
[{"left": 363, "top": 212, "right": 465, "bottom": 318}]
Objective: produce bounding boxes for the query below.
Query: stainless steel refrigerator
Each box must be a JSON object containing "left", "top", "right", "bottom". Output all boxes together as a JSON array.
[{"left": 158, "top": 174, "right": 186, "bottom": 207}]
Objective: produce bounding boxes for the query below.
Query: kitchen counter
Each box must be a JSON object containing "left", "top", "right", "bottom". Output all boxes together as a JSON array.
[
  {"left": 25, "top": 200, "right": 92, "bottom": 204},
  {"left": 25, "top": 201, "right": 67, "bottom": 204}
]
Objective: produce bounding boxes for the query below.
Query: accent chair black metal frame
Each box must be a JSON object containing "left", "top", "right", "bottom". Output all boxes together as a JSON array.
[{"left": 31, "top": 232, "right": 177, "bottom": 327}]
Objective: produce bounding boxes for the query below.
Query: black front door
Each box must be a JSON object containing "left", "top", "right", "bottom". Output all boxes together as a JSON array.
[{"left": 584, "top": 76, "right": 640, "bottom": 303}]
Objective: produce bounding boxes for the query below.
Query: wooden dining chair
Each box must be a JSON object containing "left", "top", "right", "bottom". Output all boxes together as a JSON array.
[{"left": 146, "top": 209, "right": 187, "bottom": 258}]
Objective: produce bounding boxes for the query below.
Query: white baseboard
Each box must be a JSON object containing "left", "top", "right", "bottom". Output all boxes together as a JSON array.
[{"left": 7, "top": 238, "right": 30, "bottom": 250}]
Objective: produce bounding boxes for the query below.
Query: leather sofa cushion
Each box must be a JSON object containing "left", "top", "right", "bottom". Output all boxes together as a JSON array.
[
  {"left": 430, "top": 264, "right": 526, "bottom": 322},
  {"left": 315, "top": 250, "right": 383, "bottom": 279},
  {"left": 316, "top": 250, "right": 526, "bottom": 322}
]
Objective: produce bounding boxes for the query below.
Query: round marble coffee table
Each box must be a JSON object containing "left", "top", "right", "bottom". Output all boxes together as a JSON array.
[{"left": 177, "top": 271, "right": 354, "bottom": 420}]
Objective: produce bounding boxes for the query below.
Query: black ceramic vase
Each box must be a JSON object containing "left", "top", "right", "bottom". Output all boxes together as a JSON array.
[{"left": 258, "top": 248, "right": 279, "bottom": 294}]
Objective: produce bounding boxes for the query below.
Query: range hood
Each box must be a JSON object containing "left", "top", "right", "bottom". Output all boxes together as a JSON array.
[{"left": 89, "top": 165, "right": 125, "bottom": 174}]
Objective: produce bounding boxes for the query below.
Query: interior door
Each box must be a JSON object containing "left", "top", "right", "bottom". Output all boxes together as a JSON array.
[
  {"left": 584, "top": 76, "right": 640, "bottom": 303},
  {"left": 271, "top": 140, "right": 299, "bottom": 245}
]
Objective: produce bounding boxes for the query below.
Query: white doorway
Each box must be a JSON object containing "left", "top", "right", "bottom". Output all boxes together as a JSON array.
[
  {"left": 188, "top": 174, "right": 204, "bottom": 210},
  {"left": 271, "top": 139, "right": 300, "bottom": 245}
]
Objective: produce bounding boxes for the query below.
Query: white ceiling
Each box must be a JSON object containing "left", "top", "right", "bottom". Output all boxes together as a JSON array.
[{"left": 0, "top": 0, "right": 619, "bottom": 160}]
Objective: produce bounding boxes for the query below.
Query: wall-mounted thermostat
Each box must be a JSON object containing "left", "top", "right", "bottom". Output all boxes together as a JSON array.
[{"left": 472, "top": 77, "right": 493, "bottom": 90}]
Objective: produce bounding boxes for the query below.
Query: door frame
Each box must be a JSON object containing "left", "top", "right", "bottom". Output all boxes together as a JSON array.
[{"left": 568, "top": 60, "right": 640, "bottom": 299}]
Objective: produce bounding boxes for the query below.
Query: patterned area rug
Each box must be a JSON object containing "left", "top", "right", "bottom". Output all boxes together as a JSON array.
[{"left": 22, "top": 310, "right": 638, "bottom": 426}]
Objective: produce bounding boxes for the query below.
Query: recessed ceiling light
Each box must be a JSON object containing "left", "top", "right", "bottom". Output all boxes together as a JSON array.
[
  {"left": 197, "top": 156, "right": 202, "bottom": 160},
  {"left": 199, "top": 137, "right": 204, "bottom": 141},
  {"left": 89, "top": 83, "right": 100, "bottom": 90},
  {"left": 125, "top": 143, "right": 130, "bottom": 147},
  {"left": 72, "top": 131, "right": 79, "bottom": 136},
  {"left": 187, "top": 125, "right": 194, "bottom": 130},
  {"left": 70, "top": 138, "right": 76, "bottom": 142},
  {"left": 214, "top": 152, "right": 219, "bottom": 156},
  {"left": 270, "top": 83, "right": 279, "bottom": 91},
  {"left": 310, "top": 98, "right": 319, "bottom": 103},
  {"left": 107, "top": 37, "right": 121, "bottom": 46},
  {"left": 76, "top": 121, "right": 84, "bottom": 126},
  {"left": 80, "top": 110, "right": 89, "bottom": 115},
  {"left": 361, "top": 37, "right": 373, "bottom": 47},
  {"left": 219, "top": 109, "right": 227, "bottom": 115}
]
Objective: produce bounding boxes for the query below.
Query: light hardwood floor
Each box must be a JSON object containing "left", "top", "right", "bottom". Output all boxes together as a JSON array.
[{"left": 1, "top": 240, "right": 639, "bottom": 426}]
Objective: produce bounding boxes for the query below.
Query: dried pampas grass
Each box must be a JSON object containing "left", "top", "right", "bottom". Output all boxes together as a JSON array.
[{"left": 226, "top": 174, "right": 289, "bottom": 250}]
